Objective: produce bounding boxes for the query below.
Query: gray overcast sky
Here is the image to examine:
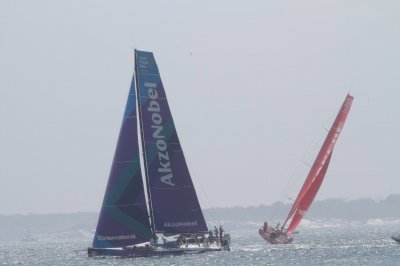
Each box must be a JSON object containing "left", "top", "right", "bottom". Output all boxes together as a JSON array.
[{"left": 1, "top": 1, "right": 399, "bottom": 215}]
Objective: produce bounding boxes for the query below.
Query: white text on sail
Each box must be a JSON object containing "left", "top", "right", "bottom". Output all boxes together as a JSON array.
[{"left": 145, "top": 82, "right": 175, "bottom": 187}]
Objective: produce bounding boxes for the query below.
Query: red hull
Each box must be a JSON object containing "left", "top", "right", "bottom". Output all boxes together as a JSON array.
[{"left": 258, "top": 226, "right": 293, "bottom": 245}]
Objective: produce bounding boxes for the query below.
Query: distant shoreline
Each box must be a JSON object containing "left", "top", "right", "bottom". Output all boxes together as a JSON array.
[
  {"left": 1, "top": 195, "right": 399, "bottom": 241},
  {"left": 204, "top": 194, "right": 400, "bottom": 222}
]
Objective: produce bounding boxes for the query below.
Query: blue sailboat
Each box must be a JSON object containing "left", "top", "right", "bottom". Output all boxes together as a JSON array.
[{"left": 88, "top": 50, "right": 230, "bottom": 257}]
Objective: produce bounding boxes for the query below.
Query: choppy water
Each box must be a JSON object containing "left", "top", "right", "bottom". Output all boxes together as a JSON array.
[{"left": 1, "top": 221, "right": 399, "bottom": 265}]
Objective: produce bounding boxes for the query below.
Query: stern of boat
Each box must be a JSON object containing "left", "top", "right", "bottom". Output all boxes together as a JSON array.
[
  {"left": 392, "top": 235, "right": 400, "bottom": 244},
  {"left": 221, "top": 232, "right": 231, "bottom": 251}
]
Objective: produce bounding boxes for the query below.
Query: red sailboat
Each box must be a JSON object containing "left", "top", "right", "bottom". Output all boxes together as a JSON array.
[{"left": 259, "top": 94, "right": 354, "bottom": 244}]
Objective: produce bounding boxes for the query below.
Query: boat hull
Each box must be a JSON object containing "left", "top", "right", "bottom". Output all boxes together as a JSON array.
[
  {"left": 259, "top": 228, "right": 293, "bottom": 245},
  {"left": 88, "top": 244, "right": 227, "bottom": 257},
  {"left": 392, "top": 235, "right": 400, "bottom": 244}
]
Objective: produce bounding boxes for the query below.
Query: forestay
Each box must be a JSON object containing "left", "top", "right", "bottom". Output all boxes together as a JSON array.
[{"left": 283, "top": 94, "right": 354, "bottom": 235}]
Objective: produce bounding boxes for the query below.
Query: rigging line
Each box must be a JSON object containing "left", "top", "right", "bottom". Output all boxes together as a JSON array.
[
  {"left": 304, "top": 108, "right": 337, "bottom": 164},
  {"left": 270, "top": 161, "right": 303, "bottom": 222},
  {"left": 271, "top": 118, "right": 331, "bottom": 223},
  {"left": 304, "top": 129, "right": 327, "bottom": 167},
  {"left": 269, "top": 198, "right": 285, "bottom": 222},
  {"left": 192, "top": 168, "right": 220, "bottom": 225},
  {"left": 185, "top": 155, "right": 221, "bottom": 225}
]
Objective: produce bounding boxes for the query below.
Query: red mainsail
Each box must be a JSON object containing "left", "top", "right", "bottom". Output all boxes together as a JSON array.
[{"left": 282, "top": 94, "right": 354, "bottom": 236}]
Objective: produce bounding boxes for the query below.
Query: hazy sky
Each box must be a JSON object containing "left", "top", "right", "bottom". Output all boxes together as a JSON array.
[{"left": 1, "top": 1, "right": 399, "bottom": 215}]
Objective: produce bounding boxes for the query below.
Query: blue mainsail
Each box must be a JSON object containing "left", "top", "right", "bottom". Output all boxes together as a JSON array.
[
  {"left": 92, "top": 75, "right": 152, "bottom": 248},
  {"left": 135, "top": 50, "right": 208, "bottom": 234}
]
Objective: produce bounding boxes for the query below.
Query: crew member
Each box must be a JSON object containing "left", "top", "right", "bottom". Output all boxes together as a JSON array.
[
  {"left": 214, "top": 226, "right": 219, "bottom": 239},
  {"left": 263, "top": 221, "right": 268, "bottom": 231}
]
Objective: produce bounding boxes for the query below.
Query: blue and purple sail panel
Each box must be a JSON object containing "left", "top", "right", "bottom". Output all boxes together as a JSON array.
[
  {"left": 92, "top": 74, "right": 152, "bottom": 248},
  {"left": 135, "top": 50, "right": 208, "bottom": 234}
]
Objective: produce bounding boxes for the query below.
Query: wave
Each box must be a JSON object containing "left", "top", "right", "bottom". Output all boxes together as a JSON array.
[{"left": 299, "top": 218, "right": 400, "bottom": 229}]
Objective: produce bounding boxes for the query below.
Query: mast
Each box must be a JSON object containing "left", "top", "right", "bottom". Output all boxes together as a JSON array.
[
  {"left": 91, "top": 54, "right": 153, "bottom": 248},
  {"left": 134, "top": 49, "right": 156, "bottom": 239},
  {"left": 281, "top": 94, "right": 354, "bottom": 232}
]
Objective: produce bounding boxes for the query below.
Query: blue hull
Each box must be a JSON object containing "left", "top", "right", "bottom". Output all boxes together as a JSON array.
[
  {"left": 392, "top": 235, "right": 400, "bottom": 243},
  {"left": 88, "top": 245, "right": 225, "bottom": 257}
]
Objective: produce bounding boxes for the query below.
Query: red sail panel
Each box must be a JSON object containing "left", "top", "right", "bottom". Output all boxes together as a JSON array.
[
  {"left": 286, "top": 154, "right": 331, "bottom": 235},
  {"left": 282, "top": 94, "right": 353, "bottom": 230}
]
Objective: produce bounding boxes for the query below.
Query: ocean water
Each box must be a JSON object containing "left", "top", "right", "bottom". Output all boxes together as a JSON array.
[{"left": 1, "top": 220, "right": 399, "bottom": 265}]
